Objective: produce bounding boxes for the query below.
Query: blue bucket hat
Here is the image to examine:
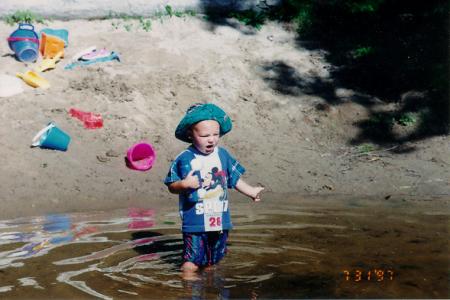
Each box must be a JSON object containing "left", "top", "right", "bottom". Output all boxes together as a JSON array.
[{"left": 175, "top": 103, "right": 232, "bottom": 143}]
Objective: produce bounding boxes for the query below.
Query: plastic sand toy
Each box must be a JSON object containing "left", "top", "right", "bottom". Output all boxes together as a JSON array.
[
  {"left": 64, "top": 52, "right": 120, "bottom": 70},
  {"left": 70, "top": 46, "right": 96, "bottom": 62},
  {"left": 40, "top": 32, "right": 65, "bottom": 59},
  {"left": 31, "top": 122, "right": 71, "bottom": 151},
  {"left": 35, "top": 50, "right": 63, "bottom": 72},
  {"left": 69, "top": 108, "right": 103, "bottom": 129},
  {"left": 16, "top": 70, "right": 50, "bottom": 89},
  {"left": 7, "top": 23, "right": 39, "bottom": 62},
  {"left": 80, "top": 48, "right": 111, "bottom": 60},
  {"left": 39, "top": 28, "right": 69, "bottom": 47},
  {"left": 126, "top": 142, "right": 156, "bottom": 171}
]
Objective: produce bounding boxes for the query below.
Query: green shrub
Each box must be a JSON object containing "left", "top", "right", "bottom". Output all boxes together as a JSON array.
[
  {"left": 165, "top": 5, "right": 173, "bottom": 17},
  {"left": 292, "top": 6, "right": 313, "bottom": 34},
  {"left": 4, "top": 10, "right": 46, "bottom": 25},
  {"left": 351, "top": 46, "right": 374, "bottom": 59},
  {"left": 358, "top": 143, "right": 376, "bottom": 153},
  {"left": 346, "top": 0, "right": 384, "bottom": 13},
  {"left": 164, "top": 5, "right": 196, "bottom": 18},
  {"left": 397, "top": 113, "right": 417, "bottom": 126},
  {"left": 139, "top": 17, "right": 152, "bottom": 32},
  {"left": 229, "top": 10, "right": 266, "bottom": 30}
]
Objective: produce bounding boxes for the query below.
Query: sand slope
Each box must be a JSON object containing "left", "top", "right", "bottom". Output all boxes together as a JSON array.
[{"left": 0, "top": 17, "right": 448, "bottom": 218}]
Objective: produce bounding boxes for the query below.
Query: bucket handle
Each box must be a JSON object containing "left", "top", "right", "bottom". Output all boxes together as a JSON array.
[
  {"left": 31, "top": 123, "right": 55, "bottom": 147},
  {"left": 18, "top": 23, "right": 35, "bottom": 31},
  {"left": 7, "top": 37, "right": 39, "bottom": 44}
]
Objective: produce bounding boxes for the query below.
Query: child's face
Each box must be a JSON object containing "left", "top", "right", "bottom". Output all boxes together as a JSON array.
[{"left": 190, "top": 120, "right": 220, "bottom": 155}]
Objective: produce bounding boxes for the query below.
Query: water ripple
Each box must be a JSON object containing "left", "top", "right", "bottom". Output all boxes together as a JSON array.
[{"left": 0, "top": 200, "right": 446, "bottom": 299}]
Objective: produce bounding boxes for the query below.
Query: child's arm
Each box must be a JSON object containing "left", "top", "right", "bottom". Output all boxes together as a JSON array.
[
  {"left": 168, "top": 170, "right": 200, "bottom": 194},
  {"left": 235, "top": 179, "right": 264, "bottom": 202}
]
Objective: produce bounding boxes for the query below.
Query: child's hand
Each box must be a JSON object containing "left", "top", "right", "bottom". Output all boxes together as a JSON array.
[
  {"left": 252, "top": 186, "right": 264, "bottom": 202},
  {"left": 235, "top": 179, "right": 265, "bottom": 202},
  {"left": 182, "top": 170, "right": 201, "bottom": 189}
]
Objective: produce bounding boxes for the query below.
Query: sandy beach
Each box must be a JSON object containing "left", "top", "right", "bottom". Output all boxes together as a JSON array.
[{"left": 0, "top": 16, "right": 449, "bottom": 219}]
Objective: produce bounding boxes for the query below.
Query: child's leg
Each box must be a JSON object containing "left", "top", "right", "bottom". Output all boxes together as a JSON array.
[
  {"left": 182, "top": 232, "right": 205, "bottom": 269},
  {"left": 181, "top": 231, "right": 228, "bottom": 272},
  {"left": 181, "top": 261, "right": 201, "bottom": 281},
  {"left": 206, "top": 230, "right": 228, "bottom": 266},
  {"left": 181, "top": 232, "right": 206, "bottom": 280},
  {"left": 181, "top": 261, "right": 198, "bottom": 271}
]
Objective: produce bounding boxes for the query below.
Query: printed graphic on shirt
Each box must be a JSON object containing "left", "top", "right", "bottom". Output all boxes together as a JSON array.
[{"left": 191, "top": 151, "right": 228, "bottom": 231}]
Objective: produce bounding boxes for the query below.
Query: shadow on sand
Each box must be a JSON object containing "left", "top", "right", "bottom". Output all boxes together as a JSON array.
[{"left": 198, "top": 0, "right": 449, "bottom": 149}]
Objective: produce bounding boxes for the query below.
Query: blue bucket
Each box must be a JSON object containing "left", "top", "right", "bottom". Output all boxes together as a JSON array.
[
  {"left": 31, "top": 122, "right": 71, "bottom": 151},
  {"left": 7, "top": 23, "right": 39, "bottom": 62}
]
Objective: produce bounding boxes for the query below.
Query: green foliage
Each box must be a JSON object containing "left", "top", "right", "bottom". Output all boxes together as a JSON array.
[
  {"left": 110, "top": 15, "right": 152, "bottom": 32},
  {"left": 291, "top": 4, "right": 313, "bottom": 35},
  {"left": 270, "top": 0, "right": 314, "bottom": 34},
  {"left": 139, "top": 17, "right": 152, "bottom": 32},
  {"left": 396, "top": 113, "right": 417, "bottom": 126},
  {"left": 108, "top": 6, "right": 196, "bottom": 32},
  {"left": 357, "top": 143, "right": 376, "bottom": 153},
  {"left": 165, "top": 5, "right": 174, "bottom": 17},
  {"left": 111, "top": 19, "right": 124, "bottom": 30},
  {"left": 346, "top": 0, "right": 384, "bottom": 13},
  {"left": 123, "top": 23, "right": 132, "bottom": 32},
  {"left": 229, "top": 10, "right": 267, "bottom": 30},
  {"left": 280, "top": 0, "right": 386, "bottom": 35},
  {"left": 153, "top": 11, "right": 166, "bottom": 19},
  {"left": 184, "top": 10, "right": 197, "bottom": 17},
  {"left": 164, "top": 5, "right": 196, "bottom": 18},
  {"left": 4, "top": 10, "right": 46, "bottom": 25},
  {"left": 351, "top": 46, "right": 374, "bottom": 59},
  {"left": 110, "top": 20, "right": 119, "bottom": 30}
]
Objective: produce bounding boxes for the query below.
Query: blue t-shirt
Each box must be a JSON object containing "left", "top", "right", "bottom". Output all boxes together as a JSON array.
[{"left": 164, "top": 146, "right": 245, "bottom": 233}]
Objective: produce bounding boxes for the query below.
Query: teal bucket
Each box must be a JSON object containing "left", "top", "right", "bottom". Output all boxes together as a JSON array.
[
  {"left": 7, "top": 23, "right": 39, "bottom": 62},
  {"left": 31, "top": 122, "right": 71, "bottom": 151}
]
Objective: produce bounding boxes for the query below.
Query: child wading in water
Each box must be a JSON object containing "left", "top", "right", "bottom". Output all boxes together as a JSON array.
[{"left": 164, "top": 103, "right": 264, "bottom": 276}]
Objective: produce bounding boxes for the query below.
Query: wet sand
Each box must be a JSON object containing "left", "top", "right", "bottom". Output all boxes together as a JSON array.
[{"left": 0, "top": 194, "right": 448, "bottom": 299}]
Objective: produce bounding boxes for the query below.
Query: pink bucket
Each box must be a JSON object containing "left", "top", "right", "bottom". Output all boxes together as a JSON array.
[{"left": 126, "top": 142, "right": 156, "bottom": 171}]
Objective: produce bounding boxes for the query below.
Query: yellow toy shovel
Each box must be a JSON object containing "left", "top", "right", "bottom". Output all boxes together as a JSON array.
[
  {"left": 35, "top": 50, "right": 64, "bottom": 72},
  {"left": 16, "top": 70, "right": 50, "bottom": 89}
]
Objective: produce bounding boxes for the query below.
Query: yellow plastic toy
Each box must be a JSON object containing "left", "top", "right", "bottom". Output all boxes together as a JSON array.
[
  {"left": 16, "top": 70, "right": 50, "bottom": 89},
  {"left": 35, "top": 50, "right": 64, "bottom": 72},
  {"left": 40, "top": 32, "right": 65, "bottom": 59}
]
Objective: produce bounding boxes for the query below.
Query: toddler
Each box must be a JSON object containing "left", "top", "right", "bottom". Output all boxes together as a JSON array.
[{"left": 164, "top": 103, "right": 264, "bottom": 275}]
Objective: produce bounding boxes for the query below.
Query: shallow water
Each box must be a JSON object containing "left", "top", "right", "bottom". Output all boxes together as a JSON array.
[{"left": 0, "top": 195, "right": 448, "bottom": 299}]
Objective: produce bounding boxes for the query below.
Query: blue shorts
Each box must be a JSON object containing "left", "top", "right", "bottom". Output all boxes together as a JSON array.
[{"left": 182, "top": 230, "right": 228, "bottom": 267}]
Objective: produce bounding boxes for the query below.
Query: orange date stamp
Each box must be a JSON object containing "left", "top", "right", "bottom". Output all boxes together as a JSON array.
[{"left": 343, "top": 269, "right": 394, "bottom": 282}]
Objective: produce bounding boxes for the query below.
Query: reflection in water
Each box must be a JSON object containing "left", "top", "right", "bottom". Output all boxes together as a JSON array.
[
  {"left": 0, "top": 213, "right": 97, "bottom": 267},
  {"left": 128, "top": 207, "right": 155, "bottom": 230},
  {"left": 0, "top": 198, "right": 447, "bottom": 299}
]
